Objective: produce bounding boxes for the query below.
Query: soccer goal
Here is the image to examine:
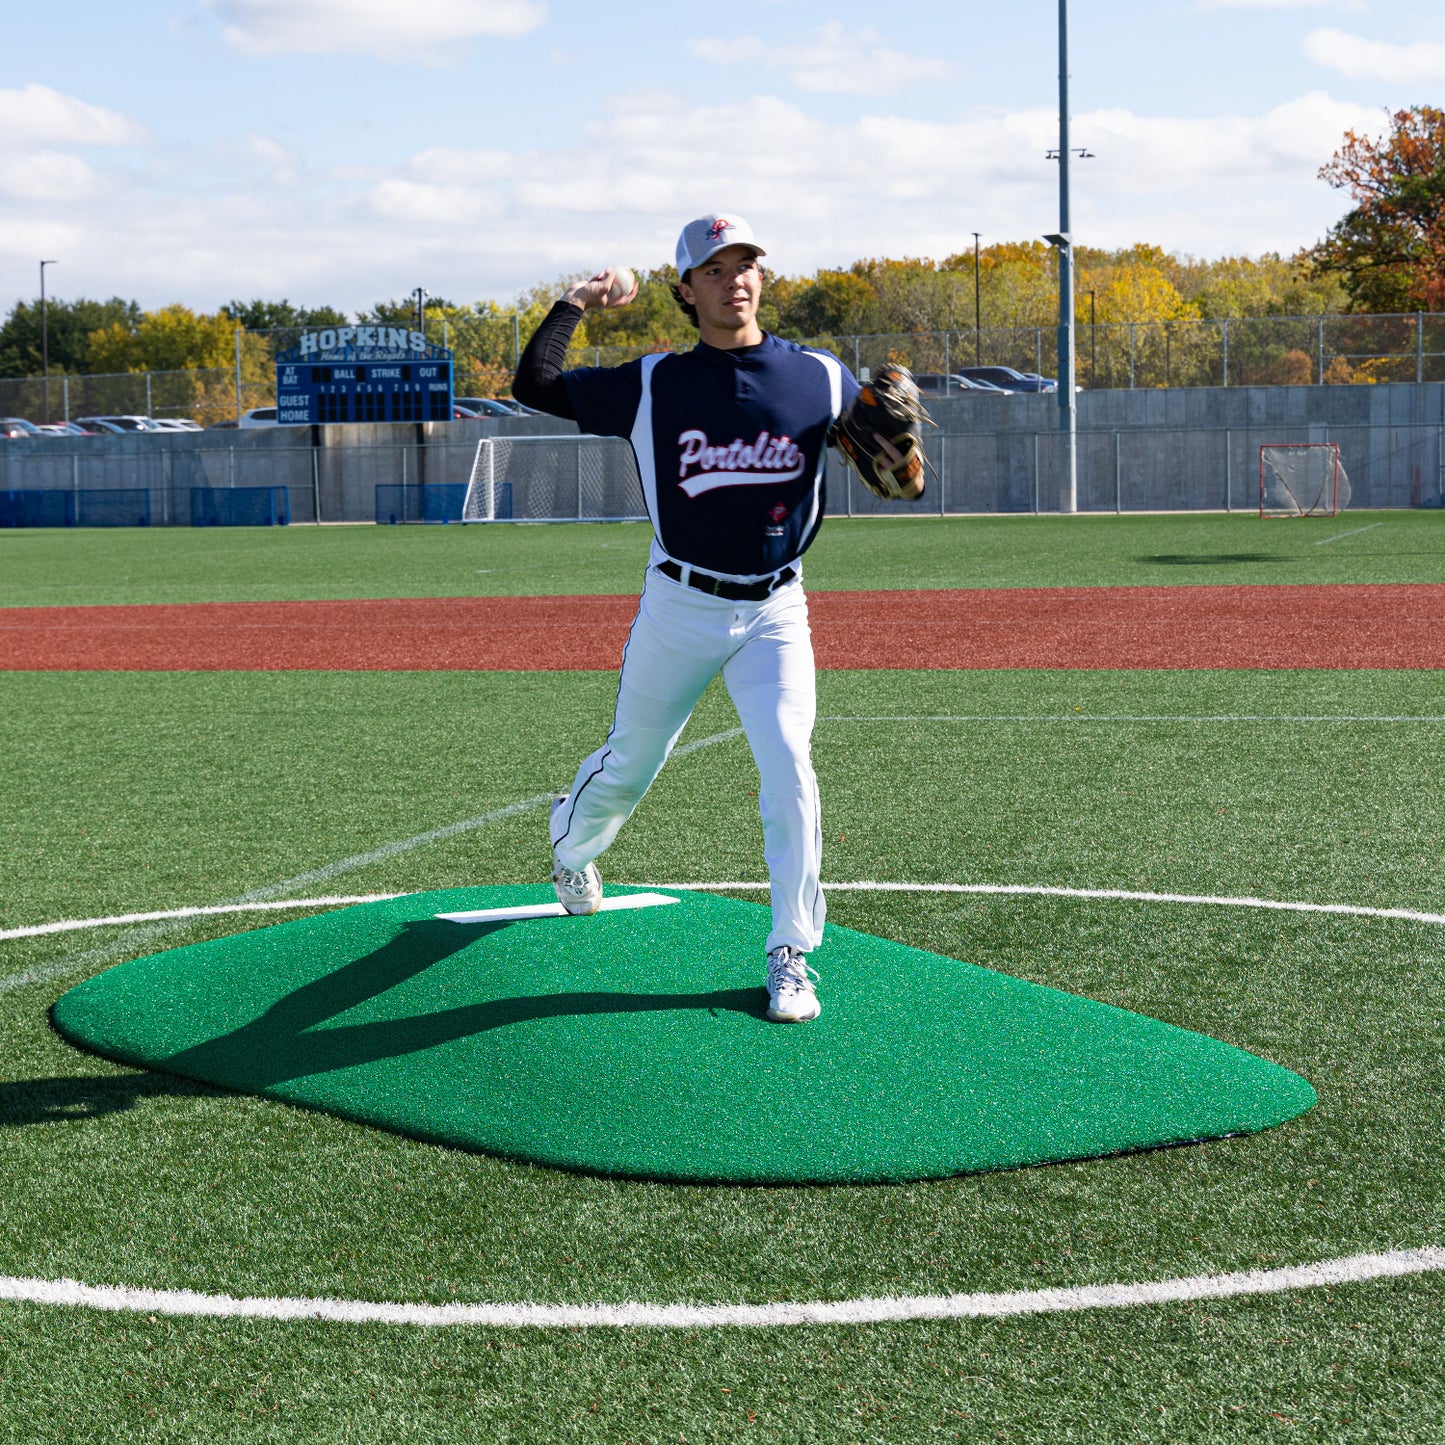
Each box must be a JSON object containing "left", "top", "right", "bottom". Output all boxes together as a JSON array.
[
  {"left": 461, "top": 436, "right": 647, "bottom": 523},
  {"left": 1258, "top": 443, "right": 1351, "bottom": 518}
]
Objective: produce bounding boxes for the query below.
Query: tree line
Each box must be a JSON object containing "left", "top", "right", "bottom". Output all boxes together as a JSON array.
[{"left": 1, "top": 105, "right": 1439, "bottom": 398}]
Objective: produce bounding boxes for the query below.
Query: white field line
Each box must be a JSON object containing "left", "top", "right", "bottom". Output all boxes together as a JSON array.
[
  {"left": 665, "top": 880, "right": 1445, "bottom": 926},
  {"left": 1315, "top": 522, "right": 1383, "bottom": 546},
  {"left": 819, "top": 714, "right": 1445, "bottom": 724},
  {"left": 0, "top": 726, "right": 744, "bottom": 997},
  {"left": 4, "top": 874, "right": 1442, "bottom": 1329},
  {"left": 18, "top": 880, "right": 1445, "bottom": 944},
  {"left": 0, "top": 896, "right": 401, "bottom": 944},
  {"left": 4, "top": 1248, "right": 1443, "bottom": 1330}
]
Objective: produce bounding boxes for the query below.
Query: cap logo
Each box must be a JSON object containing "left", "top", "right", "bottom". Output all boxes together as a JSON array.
[{"left": 705, "top": 217, "right": 733, "bottom": 242}]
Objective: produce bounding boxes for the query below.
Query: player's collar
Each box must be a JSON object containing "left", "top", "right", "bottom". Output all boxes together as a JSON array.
[{"left": 693, "top": 331, "right": 774, "bottom": 362}]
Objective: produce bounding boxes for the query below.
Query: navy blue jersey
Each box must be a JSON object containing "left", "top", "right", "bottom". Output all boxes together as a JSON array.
[{"left": 563, "top": 335, "right": 859, "bottom": 580}]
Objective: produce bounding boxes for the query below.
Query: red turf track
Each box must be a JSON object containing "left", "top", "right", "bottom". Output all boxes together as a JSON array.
[{"left": 2, "top": 584, "right": 1441, "bottom": 670}]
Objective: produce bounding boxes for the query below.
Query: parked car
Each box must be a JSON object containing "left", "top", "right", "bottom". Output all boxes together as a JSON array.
[
  {"left": 35, "top": 422, "right": 91, "bottom": 436},
  {"left": 911, "top": 372, "right": 1010, "bottom": 396},
  {"left": 70, "top": 418, "right": 127, "bottom": 435},
  {"left": 149, "top": 417, "right": 203, "bottom": 431},
  {"left": 956, "top": 366, "right": 1056, "bottom": 394},
  {"left": 238, "top": 407, "right": 278, "bottom": 428},
  {"left": 74, "top": 414, "right": 162, "bottom": 432},
  {"left": 0, "top": 417, "right": 45, "bottom": 438},
  {"left": 454, "top": 396, "right": 521, "bottom": 418}
]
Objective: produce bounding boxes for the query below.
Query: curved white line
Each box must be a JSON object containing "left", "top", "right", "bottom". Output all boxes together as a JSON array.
[
  {"left": 0, "top": 895, "right": 402, "bottom": 943},
  {"left": 12, "top": 881, "right": 1443, "bottom": 945},
  {"left": 662, "top": 881, "right": 1445, "bottom": 927},
  {"left": 9, "top": 879, "right": 1439, "bottom": 1329},
  {"left": 3, "top": 1249, "right": 1442, "bottom": 1329}
]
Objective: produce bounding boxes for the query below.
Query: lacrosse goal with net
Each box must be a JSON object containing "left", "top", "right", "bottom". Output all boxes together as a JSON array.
[
  {"left": 1259, "top": 443, "right": 1351, "bottom": 518},
  {"left": 461, "top": 436, "right": 646, "bottom": 523}
]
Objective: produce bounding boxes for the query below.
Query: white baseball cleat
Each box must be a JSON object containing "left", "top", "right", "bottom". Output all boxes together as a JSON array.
[
  {"left": 550, "top": 795, "right": 602, "bottom": 915},
  {"left": 765, "top": 945, "right": 821, "bottom": 1023},
  {"left": 552, "top": 861, "right": 602, "bottom": 916}
]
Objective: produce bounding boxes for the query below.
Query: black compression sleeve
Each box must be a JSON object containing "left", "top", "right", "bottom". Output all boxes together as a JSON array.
[{"left": 511, "top": 300, "right": 585, "bottom": 418}]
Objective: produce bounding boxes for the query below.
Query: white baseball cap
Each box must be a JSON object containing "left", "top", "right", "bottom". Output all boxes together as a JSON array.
[{"left": 675, "top": 213, "right": 766, "bottom": 276}]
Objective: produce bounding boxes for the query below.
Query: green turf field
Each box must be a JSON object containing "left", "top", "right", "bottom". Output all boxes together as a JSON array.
[
  {"left": 0, "top": 508, "right": 1438, "bottom": 605},
  {"left": 4, "top": 518, "right": 1445, "bottom": 1443}
]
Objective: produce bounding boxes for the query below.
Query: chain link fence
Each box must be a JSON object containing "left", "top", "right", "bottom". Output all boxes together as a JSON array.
[
  {"left": 574, "top": 314, "right": 1445, "bottom": 389},
  {"left": 432, "top": 423, "right": 1445, "bottom": 521},
  {"left": 4, "top": 313, "right": 1445, "bottom": 429},
  {"left": 3, "top": 399, "right": 1442, "bottom": 524}
]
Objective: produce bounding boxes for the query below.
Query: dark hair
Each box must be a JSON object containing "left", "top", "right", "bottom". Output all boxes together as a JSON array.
[{"left": 670, "top": 278, "right": 699, "bottom": 330}]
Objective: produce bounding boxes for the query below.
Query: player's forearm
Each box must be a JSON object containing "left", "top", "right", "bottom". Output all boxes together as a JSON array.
[{"left": 512, "top": 300, "right": 585, "bottom": 417}]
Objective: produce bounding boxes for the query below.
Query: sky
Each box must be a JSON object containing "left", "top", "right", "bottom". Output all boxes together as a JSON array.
[{"left": 2, "top": 0, "right": 1443, "bottom": 316}]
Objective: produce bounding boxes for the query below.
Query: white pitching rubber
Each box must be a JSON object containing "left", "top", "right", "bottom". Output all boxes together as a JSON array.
[{"left": 435, "top": 892, "right": 680, "bottom": 925}]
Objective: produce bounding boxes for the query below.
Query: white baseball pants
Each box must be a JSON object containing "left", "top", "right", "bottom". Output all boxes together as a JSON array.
[{"left": 550, "top": 567, "right": 825, "bottom": 954}]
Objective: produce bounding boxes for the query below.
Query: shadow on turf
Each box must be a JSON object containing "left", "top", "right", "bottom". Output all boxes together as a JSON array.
[
  {"left": 1, "top": 1070, "right": 215, "bottom": 1125},
  {"left": 1140, "top": 553, "right": 1294, "bottom": 566},
  {"left": 57, "top": 919, "right": 772, "bottom": 1093}
]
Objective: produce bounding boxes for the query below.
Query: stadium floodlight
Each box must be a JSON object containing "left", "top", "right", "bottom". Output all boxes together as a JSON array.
[{"left": 1053, "top": 0, "right": 1077, "bottom": 514}]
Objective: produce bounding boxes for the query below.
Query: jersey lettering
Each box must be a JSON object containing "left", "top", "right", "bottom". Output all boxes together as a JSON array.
[
  {"left": 564, "top": 335, "right": 858, "bottom": 578},
  {"left": 676, "top": 429, "right": 805, "bottom": 496}
]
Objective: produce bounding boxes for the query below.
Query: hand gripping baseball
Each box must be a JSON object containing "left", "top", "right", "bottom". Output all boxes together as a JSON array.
[{"left": 564, "top": 267, "right": 638, "bottom": 312}]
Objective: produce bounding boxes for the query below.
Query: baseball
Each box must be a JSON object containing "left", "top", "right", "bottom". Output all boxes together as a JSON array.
[{"left": 607, "top": 267, "right": 636, "bottom": 304}]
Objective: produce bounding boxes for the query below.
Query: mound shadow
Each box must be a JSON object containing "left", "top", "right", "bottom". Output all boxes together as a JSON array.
[
  {"left": 159, "top": 918, "right": 769, "bottom": 1089},
  {"left": 1, "top": 1069, "right": 216, "bottom": 1126}
]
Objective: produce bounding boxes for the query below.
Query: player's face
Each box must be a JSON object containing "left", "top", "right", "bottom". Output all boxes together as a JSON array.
[{"left": 681, "top": 246, "right": 763, "bottom": 341}]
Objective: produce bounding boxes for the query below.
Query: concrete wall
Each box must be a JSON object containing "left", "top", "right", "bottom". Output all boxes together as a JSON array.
[{"left": 3, "top": 383, "right": 1443, "bottom": 522}]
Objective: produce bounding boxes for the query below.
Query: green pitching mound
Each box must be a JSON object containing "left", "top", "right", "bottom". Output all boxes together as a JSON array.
[{"left": 51, "top": 887, "right": 1315, "bottom": 1184}]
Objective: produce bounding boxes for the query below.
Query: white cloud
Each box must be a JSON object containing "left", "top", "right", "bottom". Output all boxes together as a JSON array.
[
  {"left": 0, "top": 151, "right": 100, "bottom": 202},
  {"left": 0, "top": 85, "right": 1391, "bottom": 314},
  {"left": 688, "top": 36, "right": 764, "bottom": 64},
  {"left": 1304, "top": 27, "right": 1445, "bottom": 82},
  {"left": 246, "top": 134, "right": 298, "bottom": 168},
  {"left": 0, "top": 84, "right": 146, "bottom": 151},
  {"left": 688, "top": 22, "right": 955, "bottom": 97},
  {"left": 211, "top": 0, "right": 546, "bottom": 61}
]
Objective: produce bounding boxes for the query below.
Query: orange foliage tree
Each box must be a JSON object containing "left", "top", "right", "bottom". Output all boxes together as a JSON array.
[{"left": 1313, "top": 105, "right": 1445, "bottom": 311}]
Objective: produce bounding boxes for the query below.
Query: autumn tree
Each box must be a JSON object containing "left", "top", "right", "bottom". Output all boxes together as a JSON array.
[
  {"left": 1312, "top": 104, "right": 1445, "bottom": 311},
  {"left": 86, "top": 304, "right": 239, "bottom": 373},
  {"left": 0, "top": 296, "right": 142, "bottom": 378},
  {"left": 222, "top": 298, "right": 347, "bottom": 331}
]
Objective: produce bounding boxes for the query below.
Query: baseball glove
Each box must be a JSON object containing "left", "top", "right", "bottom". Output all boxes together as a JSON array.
[{"left": 830, "top": 366, "right": 930, "bottom": 501}]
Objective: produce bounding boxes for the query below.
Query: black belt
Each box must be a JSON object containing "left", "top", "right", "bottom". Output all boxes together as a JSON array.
[{"left": 657, "top": 560, "right": 797, "bottom": 602}]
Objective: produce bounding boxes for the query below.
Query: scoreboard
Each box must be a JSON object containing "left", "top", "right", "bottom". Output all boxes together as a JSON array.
[{"left": 275, "top": 328, "right": 454, "bottom": 425}]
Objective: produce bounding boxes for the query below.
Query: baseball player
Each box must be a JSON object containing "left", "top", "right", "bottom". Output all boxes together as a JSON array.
[{"left": 511, "top": 213, "right": 864, "bottom": 1023}]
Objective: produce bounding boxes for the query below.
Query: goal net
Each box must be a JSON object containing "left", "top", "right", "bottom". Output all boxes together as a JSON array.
[
  {"left": 1259, "top": 443, "right": 1351, "bottom": 518},
  {"left": 461, "top": 436, "right": 646, "bottom": 523}
]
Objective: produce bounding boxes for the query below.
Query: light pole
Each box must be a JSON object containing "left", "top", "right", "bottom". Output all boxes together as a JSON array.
[
  {"left": 1087, "top": 287, "right": 1096, "bottom": 384},
  {"left": 1049, "top": 0, "right": 1078, "bottom": 513},
  {"left": 972, "top": 232, "right": 982, "bottom": 367},
  {"left": 39, "top": 260, "right": 57, "bottom": 424},
  {"left": 412, "top": 286, "right": 428, "bottom": 339}
]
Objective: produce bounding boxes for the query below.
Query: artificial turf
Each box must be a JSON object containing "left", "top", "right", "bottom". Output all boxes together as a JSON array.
[
  {"left": 1, "top": 507, "right": 1442, "bottom": 607},
  {"left": 4, "top": 519, "right": 1445, "bottom": 1442},
  {"left": 51, "top": 885, "right": 1314, "bottom": 1183}
]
